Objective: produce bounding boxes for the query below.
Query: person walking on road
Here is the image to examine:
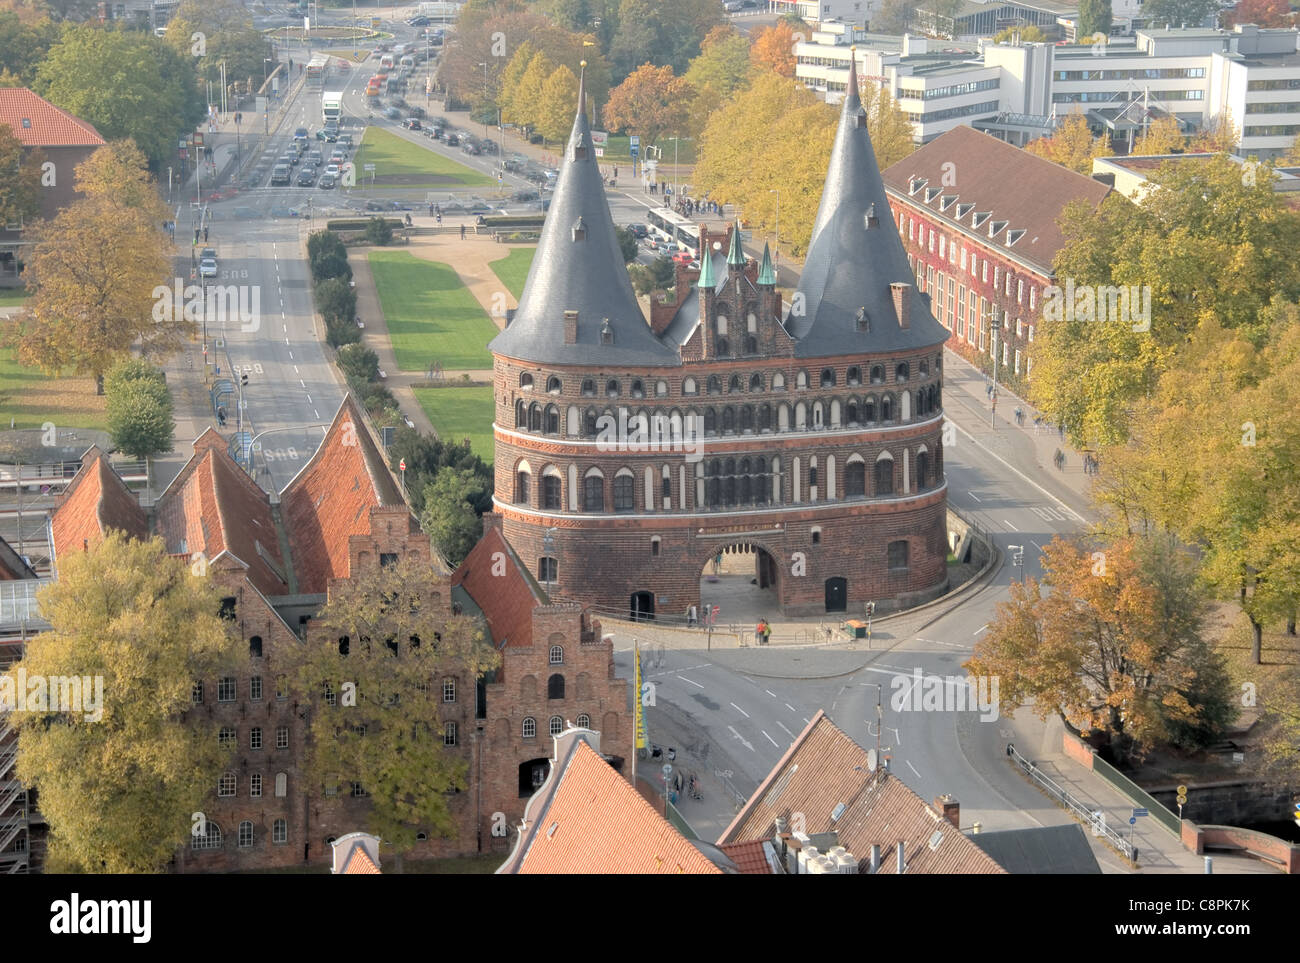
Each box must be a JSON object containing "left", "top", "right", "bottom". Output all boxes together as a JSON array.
[
  {"left": 460, "top": 223, "right": 466, "bottom": 239},
  {"left": 686, "top": 604, "right": 698, "bottom": 627}
]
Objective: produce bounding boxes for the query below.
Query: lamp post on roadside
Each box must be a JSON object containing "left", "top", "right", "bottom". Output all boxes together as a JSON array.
[
  {"left": 990, "top": 314, "right": 1001, "bottom": 428},
  {"left": 477, "top": 61, "right": 490, "bottom": 140},
  {"left": 769, "top": 188, "right": 779, "bottom": 263}
]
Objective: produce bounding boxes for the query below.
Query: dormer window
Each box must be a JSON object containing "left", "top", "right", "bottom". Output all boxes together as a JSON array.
[
  {"left": 924, "top": 187, "right": 941, "bottom": 203},
  {"left": 909, "top": 177, "right": 927, "bottom": 196},
  {"left": 572, "top": 217, "right": 587, "bottom": 242},
  {"left": 864, "top": 203, "right": 878, "bottom": 229},
  {"left": 854, "top": 107, "right": 866, "bottom": 129},
  {"left": 972, "top": 211, "right": 991, "bottom": 228},
  {"left": 856, "top": 306, "right": 869, "bottom": 332},
  {"left": 573, "top": 142, "right": 587, "bottom": 161},
  {"left": 955, "top": 203, "right": 974, "bottom": 219},
  {"left": 990, "top": 220, "right": 1008, "bottom": 237},
  {"left": 939, "top": 195, "right": 957, "bottom": 211},
  {"left": 1006, "top": 228, "right": 1026, "bottom": 247},
  {"left": 600, "top": 319, "right": 613, "bottom": 345}
]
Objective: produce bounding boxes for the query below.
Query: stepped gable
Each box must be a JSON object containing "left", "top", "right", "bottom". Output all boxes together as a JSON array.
[
  {"left": 452, "top": 521, "right": 546, "bottom": 650},
  {"left": 488, "top": 66, "right": 679, "bottom": 368},
  {"left": 787, "top": 54, "right": 948, "bottom": 359},
  {"left": 280, "top": 395, "right": 409, "bottom": 594},
  {"left": 50, "top": 445, "right": 148, "bottom": 567},
  {"left": 154, "top": 429, "right": 289, "bottom": 597}
]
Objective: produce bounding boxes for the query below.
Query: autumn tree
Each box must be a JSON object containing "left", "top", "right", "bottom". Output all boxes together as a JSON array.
[
  {"left": 165, "top": 0, "right": 271, "bottom": 91},
  {"left": 1025, "top": 111, "right": 1113, "bottom": 174},
  {"left": 0, "top": 121, "right": 42, "bottom": 231},
  {"left": 1142, "top": 0, "right": 1218, "bottom": 26},
  {"left": 1222, "top": 0, "right": 1291, "bottom": 26},
  {"left": 859, "top": 80, "right": 916, "bottom": 171},
  {"left": 1078, "top": 0, "right": 1113, "bottom": 36},
  {"left": 1187, "top": 109, "right": 1237, "bottom": 152},
  {"left": 609, "top": 0, "right": 723, "bottom": 81},
  {"left": 750, "top": 21, "right": 797, "bottom": 77},
  {"left": 8, "top": 534, "right": 237, "bottom": 872},
  {"left": 74, "top": 139, "right": 167, "bottom": 218},
  {"left": 992, "top": 24, "right": 1047, "bottom": 41},
  {"left": 502, "top": 50, "right": 556, "bottom": 138},
  {"left": 1290, "top": 132, "right": 1300, "bottom": 165},
  {"left": 683, "top": 25, "right": 752, "bottom": 137},
  {"left": 965, "top": 536, "right": 1235, "bottom": 763},
  {"left": 289, "top": 556, "right": 500, "bottom": 868},
  {"left": 538, "top": 63, "right": 580, "bottom": 145},
  {"left": 1131, "top": 115, "right": 1185, "bottom": 155},
  {"left": 604, "top": 63, "right": 692, "bottom": 147}
]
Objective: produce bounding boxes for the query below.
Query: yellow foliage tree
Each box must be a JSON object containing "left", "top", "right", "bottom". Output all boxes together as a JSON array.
[
  {"left": 750, "top": 21, "right": 797, "bottom": 77},
  {"left": 604, "top": 62, "right": 693, "bottom": 147},
  {"left": 1188, "top": 109, "right": 1237, "bottom": 153},
  {"left": 538, "top": 63, "right": 579, "bottom": 145},
  {"left": 1025, "top": 111, "right": 1113, "bottom": 174},
  {"left": 1132, "top": 115, "right": 1184, "bottom": 155}
]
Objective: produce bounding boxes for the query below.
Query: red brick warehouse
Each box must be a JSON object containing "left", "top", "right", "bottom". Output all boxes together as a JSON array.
[{"left": 490, "top": 60, "right": 951, "bottom": 619}]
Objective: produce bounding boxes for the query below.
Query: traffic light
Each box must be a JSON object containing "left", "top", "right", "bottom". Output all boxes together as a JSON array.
[{"left": 240, "top": 373, "right": 249, "bottom": 388}]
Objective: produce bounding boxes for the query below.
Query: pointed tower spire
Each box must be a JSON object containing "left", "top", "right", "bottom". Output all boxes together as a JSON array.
[
  {"left": 488, "top": 64, "right": 677, "bottom": 367},
  {"left": 697, "top": 241, "right": 716, "bottom": 289},
  {"left": 727, "top": 221, "right": 745, "bottom": 268},
  {"left": 758, "top": 242, "right": 775, "bottom": 286},
  {"left": 785, "top": 45, "right": 946, "bottom": 358}
]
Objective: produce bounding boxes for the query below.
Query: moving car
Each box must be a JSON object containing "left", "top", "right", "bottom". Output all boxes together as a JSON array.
[
  {"left": 364, "top": 200, "right": 387, "bottom": 211},
  {"left": 338, "top": 133, "right": 354, "bottom": 148},
  {"left": 199, "top": 257, "right": 218, "bottom": 278},
  {"left": 200, "top": 247, "right": 217, "bottom": 260},
  {"left": 625, "top": 223, "right": 648, "bottom": 239},
  {"left": 330, "top": 150, "right": 346, "bottom": 164},
  {"left": 324, "top": 164, "right": 341, "bottom": 178},
  {"left": 270, "top": 164, "right": 291, "bottom": 186},
  {"left": 402, "top": 118, "right": 422, "bottom": 130},
  {"left": 318, "top": 172, "right": 337, "bottom": 189},
  {"left": 384, "top": 106, "right": 402, "bottom": 120},
  {"left": 296, "top": 166, "right": 317, "bottom": 186},
  {"left": 294, "top": 127, "right": 309, "bottom": 142},
  {"left": 307, "top": 149, "right": 324, "bottom": 166},
  {"left": 444, "top": 132, "right": 460, "bottom": 146}
]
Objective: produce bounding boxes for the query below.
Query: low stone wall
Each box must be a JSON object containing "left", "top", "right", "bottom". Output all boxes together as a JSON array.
[{"left": 1182, "top": 822, "right": 1300, "bottom": 873}]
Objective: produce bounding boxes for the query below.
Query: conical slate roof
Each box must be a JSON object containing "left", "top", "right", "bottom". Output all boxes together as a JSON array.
[
  {"left": 489, "top": 68, "right": 679, "bottom": 368},
  {"left": 786, "top": 55, "right": 948, "bottom": 358}
]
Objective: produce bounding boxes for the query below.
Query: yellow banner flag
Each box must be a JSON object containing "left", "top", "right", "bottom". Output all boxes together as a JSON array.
[{"left": 634, "top": 643, "right": 646, "bottom": 749}]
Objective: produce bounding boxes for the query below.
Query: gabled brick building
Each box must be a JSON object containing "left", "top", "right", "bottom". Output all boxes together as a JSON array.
[
  {"left": 880, "top": 125, "right": 1111, "bottom": 394},
  {"left": 491, "top": 62, "right": 951, "bottom": 618},
  {"left": 42, "top": 396, "right": 628, "bottom": 871}
]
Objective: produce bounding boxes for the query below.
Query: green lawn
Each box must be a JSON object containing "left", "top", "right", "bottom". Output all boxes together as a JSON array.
[
  {"left": 488, "top": 248, "right": 536, "bottom": 300},
  {"left": 412, "top": 386, "right": 494, "bottom": 461},
  {"left": 353, "top": 127, "right": 494, "bottom": 188},
  {"left": 368, "top": 250, "right": 497, "bottom": 371},
  {"left": 0, "top": 288, "right": 28, "bottom": 307},
  {"left": 0, "top": 347, "right": 108, "bottom": 431},
  {"left": 597, "top": 134, "right": 696, "bottom": 165}
]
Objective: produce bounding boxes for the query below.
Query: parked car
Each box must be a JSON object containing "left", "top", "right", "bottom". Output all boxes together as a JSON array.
[
  {"left": 462, "top": 140, "right": 480, "bottom": 155},
  {"left": 384, "top": 106, "right": 402, "bottom": 120},
  {"left": 512, "top": 188, "right": 540, "bottom": 202},
  {"left": 318, "top": 172, "right": 337, "bottom": 189},
  {"left": 407, "top": 105, "right": 425, "bottom": 118},
  {"left": 625, "top": 223, "right": 648, "bottom": 239},
  {"left": 444, "top": 132, "right": 460, "bottom": 146},
  {"left": 428, "top": 116, "right": 447, "bottom": 129},
  {"left": 199, "top": 257, "right": 218, "bottom": 278},
  {"left": 480, "top": 139, "right": 499, "bottom": 154},
  {"left": 364, "top": 200, "right": 387, "bottom": 211}
]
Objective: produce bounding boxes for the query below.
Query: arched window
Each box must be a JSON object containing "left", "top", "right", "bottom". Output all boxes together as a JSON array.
[
  {"left": 583, "top": 474, "right": 605, "bottom": 512},
  {"left": 192, "top": 819, "right": 223, "bottom": 850},
  {"left": 528, "top": 403, "right": 542, "bottom": 432},
  {"left": 865, "top": 396, "right": 877, "bottom": 422},
  {"left": 605, "top": 378, "right": 619, "bottom": 398},
  {"left": 896, "top": 362, "right": 909, "bottom": 382},
  {"left": 707, "top": 375, "right": 722, "bottom": 395},
  {"left": 749, "top": 373, "right": 763, "bottom": 392},
  {"left": 795, "top": 401, "right": 807, "bottom": 430},
  {"left": 796, "top": 370, "right": 809, "bottom": 389},
  {"left": 275, "top": 772, "right": 287, "bottom": 797},
  {"left": 820, "top": 367, "right": 836, "bottom": 387},
  {"left": 520, "top": 372, "right": 534, "bottom": 389},
  {"left": 656, "top": 380, "right": 669, "bottom": 397},
  {"left": 772, "top": 372, "right": 786, "bottom": 391},
  {"left": 550, "top": 645, "right": 564, "bottom": 664},
  {"left": 745, "top": 336, "right": 758, "bottom": 354},
  {"left": 847, "top": 400, "right": 859, "bottom": 425},
  {"left": 740, "top": 406, "right": 754, "bottom": 432},
  {"left": 875, "top": 457, "right": 895, "bottom": 495},
  {"left": 546, "top": 375, "right": 562, "bottom": 393},
  {"left": 522, "top": 717, "right": 537, "bottom": 739},
  {"left": 728, "top": 374, "right": 742, "bottom": 393},
  {"left": 630, "top": 378, "right": 645, "bottom": 398},
  {"left": 716, "top": 337, "right": 729, "bottom": 355},
  {"left": 870, "top": 365, "right": 885, "bottom": 384},
  {"left": 683, "top": 377, "right": 698, "bottom": 395},
  {"left": 845, "top": 460, "right": 866, "bottom": 497},
  {"left": 706, "top": 460, "right": 721, "bottom": 507},
  {"left": 515, "top": 400, "right": 527, "bottom": 428},
  {"left": 739, "top": 458, "right": 753, "bottom": 503},
  {"left": 813, "top": 401, "right": 824, "bottom": 428},
  {"left": 544, "top": 405, "right": 560, "bottom": 434},
  {"left": 703, "top": 409, "right": 717, "bottom": 435},
  {"left": 758, "top": 403, "right": 772, "bottom": 430},
  {"left": 549, "top": 716, "right": 564, "bottom": 736},
  {"left": 846, "top": 366, "right": 861, "bottom": 386},
  {"left": 581, "top": 378, "right": 596, "bottom": 397},
  {"left": 917, "top": 450, "right": 931, "bottom": 490},
  {"left": 249, "top": 635, "right": 262, "bottom": 658},
  {"left": 577, "top": 713, "right": 591, "bottom": 728},
  {"left": 723, "top": 458, "right": 737, "bottom": 505},
  {"left": 919, "top": 360, "right": 929, "bottom": 377},
  {"left": 722, "top": 407, "right": 736, "bottom": 432},
  {"left": 547, "top": 673, "right": 565, "bottom": 699},
  {"left": 584, "top": 408, "right": 599, "bottom": 436},
  {"left": 916, "top": 389, "right": 927, "bottom": 417},
  {"left": 541, "top": 473, "right": 562, "bottom": 509},
  {"left": 881, "top": 395, "right": 894, "bottom": 421},
  {"left": 613, "top": 471, "right": 635, "bottom": 512},
  {"left": 515, "top": 468, "right": 530, "bottom": 504}
]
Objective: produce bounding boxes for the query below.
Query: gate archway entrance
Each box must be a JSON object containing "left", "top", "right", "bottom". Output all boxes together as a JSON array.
[
  {"left": 698, "top": 543, "right": 781, "bottom": 625},
  {"left": 630, "top": 591, "right": 655, "bottom": 621},
  {"left": 824, "top": 577, "right": 847, "bottom": 613}
]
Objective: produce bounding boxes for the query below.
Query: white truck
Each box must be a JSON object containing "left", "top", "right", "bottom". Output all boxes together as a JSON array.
[
  {"left": 322, "top": 91, "right": 343, "bottom": 127},
  {"left": 418, "top": 1, "right": 461, "bottom": 20}
]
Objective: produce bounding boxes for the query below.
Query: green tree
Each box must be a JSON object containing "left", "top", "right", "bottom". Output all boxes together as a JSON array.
[
  {"left": 683, "top": 25, "right": 752, "bottom": 137},
  {"left": 609, "top": 0, "right": 722, "bottom": 81},
  {"left": 8, "top": 533, "right": 236, "bottom": 872},
  {"left": 0, "top": 10, "right": 58, "bottom": 86},
  {"left": 337, "top": 343, "right": 380, "bottom": 385},
  {"left": 614, "top": 225, "right": 639, "bottom": 263},
  {"left": 288, "top": 556, "right": 500, "bottom": 869},
  {"left": 388, "top": 426, "right": 492, "bottom": 517},
  {"left": 165, "top": 0, "right": 271, "bottom": 91},
  {"left": 364, "top": 216, "right": 394, "bottom": 246},
  {"left": 106, "top": 369, "right": 174, "bottom": 461},
  {"left": 307, "top": 229, "right": 351, "bottom": 282},
  {"left": 992, "top": 24, "right": 1047, "bottom": 42},
  {"left": 537, "top": 63, "right": 579, "bottom": 145},
  {"left": 0, "top": 121, "right": 42, "bottom": 232},
  {"left": 35, "top": 25, "right": 205, "bottom": 171},
  {"left": 1078, "top": 0, "right": 1113, "bottom": 37},
  {"left": 419, "top": 467, "right": 489, "bottom": 566},
  {"left": 628, "top": 254, "right": 676, "bottom": 296},
  {"left": 1142, "top": 0, "right": 1219, "bottom": 26}
]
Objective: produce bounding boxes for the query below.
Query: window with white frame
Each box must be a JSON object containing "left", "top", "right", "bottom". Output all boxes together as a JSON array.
[
  {"left": 1017, "top": 278, "right": 1024, "bottom": 303},
  {"left": 577, "top": 713, "right": 591, "bottom": 728},
  {"left": 218, "top": 677, "right": 236, "bottom": 702},
  {"left": 276, "top": 674, "right": 288, "bottom": 701},
  {"left": 994, "top": 265, "right": 1001, "bottom": 288},
  {"left": 1016, "top": 318, "right": 1023, "bottom": 338},
  {"left": 250, "top": 772, "right": 262, "bottom": 797},
  {"left": 960, "top": 247, "right": 966, "bottom": 270},
  {"left": 549, "top": 715, "right": 564, "bottom": 736},
  {"left": 276, "top": 772, "right": 287, "bottom": 797},
  {"left": 192, "top": 682, "right": 203, "bottom": 704},
  {"left": 1028, "top": 324, "right": 1035, "bottom": 342},
  {"left": 908, "top": 218, "right": 915, "bottom": 241},
  {"left": 522, "top": 717, "right": 537, "bottom": 738},
  {"left": 276, "top": 725, "right": 289, "bottom": 749},
  {"left": 250, "top": 676, "right": 263, "bottom": 701},
  {"left": 444, "top": 721, "right": 457, "bottom": 746},
  {"left": 549, "top": 644, "right": 564, "bottom": 665},
  {"left": 324, "top": 681, "right": 335, "bottom": 706},
  {"left": 350, "top": 781, "right": 366, "bottom": 797},
  {"left": 218, "top": 772, "right": 236, "bottom": 797},
  {"left": 250, "top": 726, "right": 263, "bottom": 750},
  {"left": 1015, "top": 348, "right": 1022, "bottom": 374},
  {"left": 929, "top": 228, "right": 935, "bottom": 253},
  {"left": 982, "top": 260, "right": 988, "bottom": 284},
  {"left": 273, "top": 819, "right": 287, "bottom": 844},
  {"left": 443, "top": 678, "right": 456, "bottom": 702},
  {"left": 219, "top": 726, "right": 236, "bottom": 748},
  {"left": 192, "top": 820, "right": 223, "bottom": 850},
  {"left": 939, "top": 235, "right": 945, "bottom": 258},
  {"left": 238, "top": 821, "right": 253, "bottom": 848},
  {"left": 1029, "top": 286, "right": 1036, "bottom": 310}
]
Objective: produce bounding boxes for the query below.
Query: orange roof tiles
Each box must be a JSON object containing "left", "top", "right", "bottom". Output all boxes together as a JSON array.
[
  {"left": 719, "top": 839, "right": 774, "bottom": 874},
  {"left": 0, "top": 88, "right": 105, "bottom": 147},
  {"left": 155, "top": 429, "right": 288, "bottom": 597},
  {"left": 508, "top": 738, "right": 722, "bottom": 874},
  {"left": 719, "top": 711, "right": 1006, "bottom": 875},
  {"left": 452, "top": 523, "right": 544, "bottom": 649},
  {"left": 280, "top": 395, "right": 406, "bottom": 594},
  {"left": 51, "top": 446, "right": 149, "bottom": 568},
  {"left": 341, "top": 844, "right": 381, "bottom": 874}
]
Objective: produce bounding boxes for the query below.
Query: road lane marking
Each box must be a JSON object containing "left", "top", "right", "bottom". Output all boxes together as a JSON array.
[
  {"left": 969, "top": 492, "right": 981, "bottom": 502},
  {"left": 905, "top": 759, "right": 922, "bottom": 778},
  {"left": 973, "top": 624, "right": 988, "bottom": 636},
  {"left": 762, "top": 730, "right": 778, "bottom": 748},
  {"left": 300, "top": 380, "right": 306, "bottom": 387},
  {"left": 776, "top": 720, "right": 794, "bottom": 738},
  {"left": 1004, "top": 520, "right": 1019, "bottom": 531},
  {"left": 765, "top": 689, "right": 777, "bottom": 698},
  {"left": 313, "top": 409, "right": 320, "bottom": 418},
  {"left": 728, "top": 725, "right": 755, "bottom": 753},
  {"left": 730, "top": 702, "right": 749, "bottom": 718},
  {"left": 784, "top": 703, "right": 796, "bottom": 713},
  {"left": 677, "top": 675, "right": 704, "bottom": 688},
  {"left": 293, "top": 366, "right": 299, "bottom": 374}
]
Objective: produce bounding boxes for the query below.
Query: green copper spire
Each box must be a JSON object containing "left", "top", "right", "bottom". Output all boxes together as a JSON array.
[
  {"left": 727, "top": 221, "right": 745, "bottom": 267},
  {"left": 758, "top": 242, "right": 775, "bottom": 285},
  {"left": 697, "top": 243, "right": 715, "bottom": 289}
]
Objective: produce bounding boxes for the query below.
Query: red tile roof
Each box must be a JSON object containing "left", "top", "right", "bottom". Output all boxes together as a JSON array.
[
  {"left": 341, "top": 844, "right": 381, "bottom": 874},
  {"left": 880, "top": 125, "right": 1110, "bottom": 274},
  {"left": 719, "top": 711, "right": 1006, "bottom": 875},
  {"left": 155, "top": 429, "right": 288, "bottom": 597},
  {"left": 0, "top": 88, "right": 105, "bottom": 147},
  {"left": 719, "top": 839, "right": 775, "bottom": 874},
  {"left": 51, "top": 446, "right": 149, "bottom": 568},
  {"left": 505, "top": 737, "right": 723, "bottom": 874},
  {"left": 280, "top": 395, "right": 407, "bottom": 594},
  {"left": 452, "top": 522, "right": 544, "bottom": 650}
]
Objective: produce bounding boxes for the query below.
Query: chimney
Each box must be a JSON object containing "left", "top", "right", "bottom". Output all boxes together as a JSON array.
[
  {"left": 563, "top": 310, "right": 578, "bottom": 344},
  {"left": 869, "top": 844, "right": 880, "bottom": 873},
  {"left": 934, "top": 794, "right": 960, "bottom": 829},
  {"left": 890, "top": 282, "right": 911, "bottom": 329},
  {"left": 896, "top": 840, "right": 906, "bottom": 875}
]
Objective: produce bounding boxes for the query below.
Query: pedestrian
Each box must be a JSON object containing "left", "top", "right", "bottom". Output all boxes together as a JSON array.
[
  {"left": 1058, "top": 422, "right": 1064, "bottom": 439},
  {"left": 986, "top": 383, "right": 993, "bottom": 400},
  {"left": 203, "top": 226, "right": 209, "bottom": 243},
  {"left": 460, "top": 223, "right": 466, "bottom": 239},
  {"left": 762, "top": 622, "right": 772, "bottom": 645},
  {"left": 613, "top": 165, "right": 618, "bottom": 179},
  {"left": 1014, "top": 406, "right": 1022, "bottom": 425},
  {"left": 435, "top": 212, "right": 441, "bottom": 225},
  {"left": 686, "top": 604, "right": 698, "bottom": 627},
  {"left": 754, "top": 620, "right": 765, "bottom": 645},
  {"left": 428, "top": 203, "right": 435, "bottom": 216}
]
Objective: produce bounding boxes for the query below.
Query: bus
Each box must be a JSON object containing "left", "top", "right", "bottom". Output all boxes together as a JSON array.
[
  {"left": 379, "top": 54, "right": 395, "bottom": 70},
  {"left": 646, "top": 208, "right": 700, "bottom": 258},
  {"left": 305, "top": 54, "right": 329, "bottom": 90}
]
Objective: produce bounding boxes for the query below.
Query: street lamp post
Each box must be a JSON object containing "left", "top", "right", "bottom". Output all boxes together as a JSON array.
[
  {"left": 477, "top": 62, "right": 490, "bottom": 141},
  {"left": 990, "top": 314, "right": 1001, "bottom": 428},
  {"left": 769, "top": 188, "right": 779, "bottom": 262}
]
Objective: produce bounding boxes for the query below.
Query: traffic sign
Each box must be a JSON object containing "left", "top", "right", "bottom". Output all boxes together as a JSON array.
[
  {"left": 364, "top": 163, "right": 376, "bottom": 171},
  {"left": 629, "top": 135, "right": 639, "bottom": 147},
  {"left": 594, "top": 147, "right": 603, "bottom": 157},
  {"left": 1132, "top": 808, "right": 1148, "bottom": 818},
  {"left": 629, "top": 146, "right": 638, "bottom": 157},
  {"left": 399, "top": 458, "right": 406, "bottom": 471},
  {"left": 1129, "top": 817, "right": 1137, "bottom": 825},
  {"left": 1177, "top": 785, "right": 1188, "bottom": 795}
]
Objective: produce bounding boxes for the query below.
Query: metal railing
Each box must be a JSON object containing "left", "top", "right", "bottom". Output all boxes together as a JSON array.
[
  {"left": 0, "top": 718, "right": 28, "bottom": 873},
  {"left": 1008, "top": 743, "right": 1137, "bottom": 863}
]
